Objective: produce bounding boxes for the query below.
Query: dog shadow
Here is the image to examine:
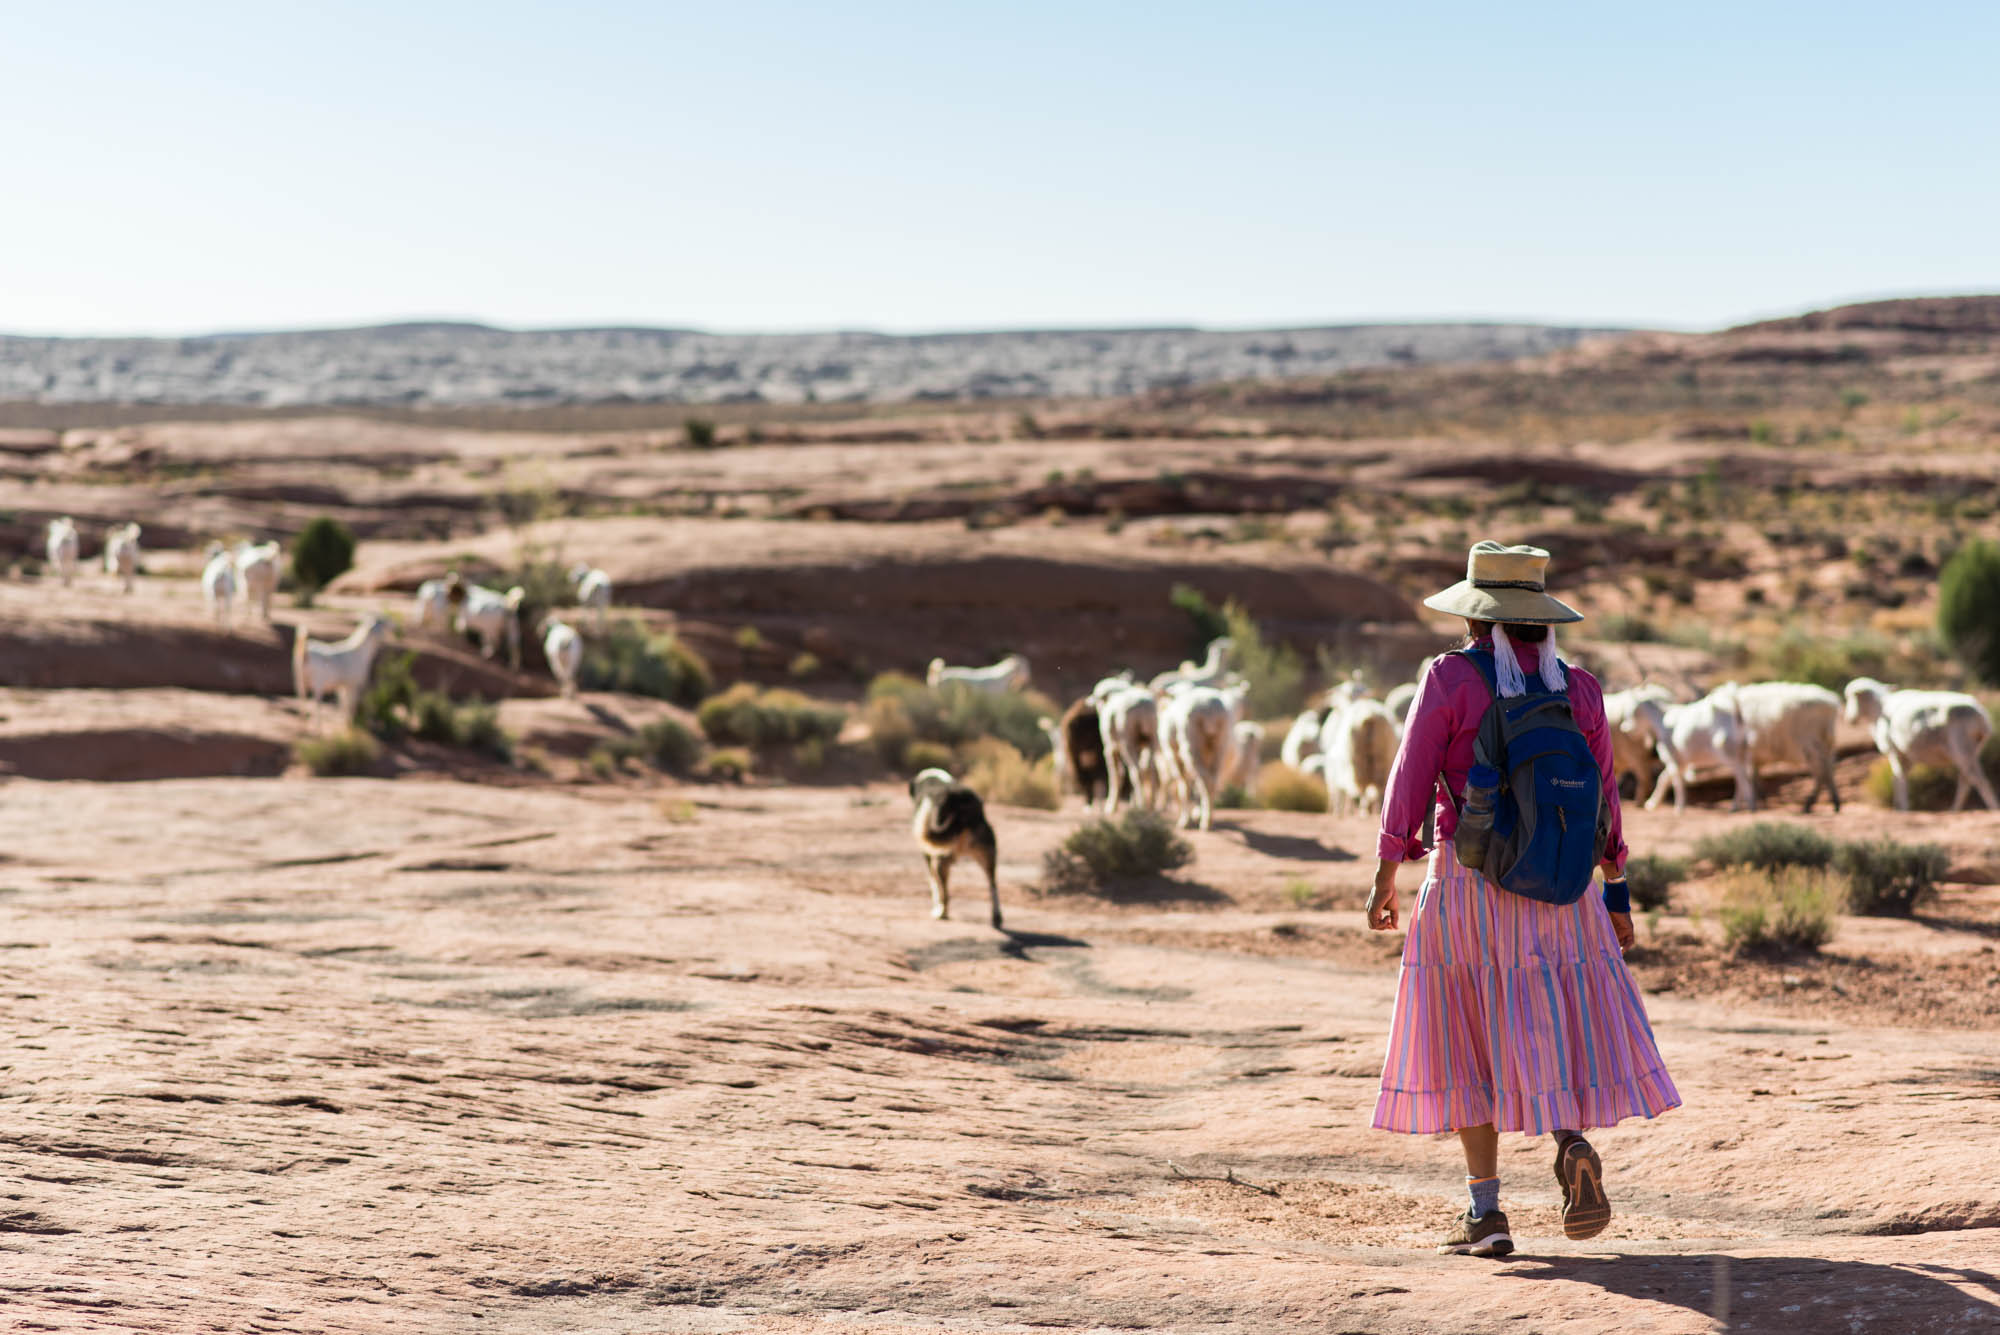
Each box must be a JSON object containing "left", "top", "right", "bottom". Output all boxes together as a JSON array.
[
  {"left": 585, "top": 702, "right": 633, "bottom": 735},
  {"left": 1499, "top": 1251, "right": 2000, "bottom": 1333}
]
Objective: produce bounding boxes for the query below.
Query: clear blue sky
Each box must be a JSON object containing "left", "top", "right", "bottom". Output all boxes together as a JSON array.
[{"left": 4, "top": 1, "right": 1996, "bottom": 336}]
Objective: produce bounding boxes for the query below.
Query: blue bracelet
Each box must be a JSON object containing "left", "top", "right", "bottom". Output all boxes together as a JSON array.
[{"left": 1602, "top": 877, "right": 1631, "bottom": 915}]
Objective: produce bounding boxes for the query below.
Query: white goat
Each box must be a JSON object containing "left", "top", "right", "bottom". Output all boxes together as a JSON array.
[
  {"left": 1149, "top": 637, "right": 1235, "bottom": 693},
  {"left": 1845, "top": 677, "right": 1998, "bottom": 811},
  {"left": 45, "top": 517, "right": 78, "bottom": 586},
  {"left": 1281, "top": 708, "right": 1324, "bottom": 771},
  {"left": 1090, "top": 670, "right": 1136, "bottom": 702},
  {"left": 1383, "top": 681, "right": 1419, "bottom": 725},
  {"left": 927, "top": 653, "right": 1030, "bottom": 694},
  {"left": 104, "top": 523, "right": 141, "bottom": 594},
  {"left": 201, "top": 542, "right": 238, "bottom": 630},
  {"left": 457, "top": 582, "right": 526, "bottom": 667},
  {"left": 413, "top": 578, "right": 455, "bottom": 633},
  {"left": 1158, "top": 683, "right": 1248, "bottom": 830},
  {"left": 543, "top": 616, "right": 584, "bottom": 698},
  {"left": 235, "top": 541, "right": 281, "bottom": 621},
  {"left": 1736, "top": 681, "right": 1844, "bottom": 813},
  {"left": 1226, "top": 720, "right": 1265, "bottom": 791},
  {"left": 1320, "top": 696, "right": 1401, "bottom": 816},
  {"left": 1644, "top": 683, "right": 1756, "bottom": 812},
  {"left": 569, "top": 563, "right": 612, "bottom": 633},
  {"left": 1097, "top": 684, "right": 1162, "bottom": 812},
  {"left": 294, "top": 615, "right": 394, "bottom": 722},
  {"left": 1604, "top": 684, "right": 1681, "bottom": 797}
]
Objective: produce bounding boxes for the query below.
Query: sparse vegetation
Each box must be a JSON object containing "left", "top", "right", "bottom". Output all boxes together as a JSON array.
[
  {"left": 683, "top": 417, "right": 719, "bottom": 449},
  {"left": 1040, "top": 810, "right": 1194, "bottom": 894},
  {"left": 901, "top": 740, "right": 955, "bottom": 774},
  {"left": 1694, "top": 822, "right": 1835, "bottom": 874},
  {"left": 1170, "top": 583, "right": 1230, "bottom": 651},
  {"left": 1255, "top": 762, "right": 1328, "bottom": 813},
  {"left": 1621, "top": 854, "right": 1687, "bottom": 912},
  {"left": 1937, "top": 539, "right": 2000, "bottom": 687},
  {"left": 579, "top": 619, "right": 712, "bottom": 706},
  {"left": 290, "top": 516, "right": 355, "bottom": 603},
  {"left": 1223, "top": 600, "right": 1306, "bottom": 718},
  {"left": 863, "top": 673, "right": 1056, "bottom": 764},
  {"left": 697, "top": 683, "right": 844, "bottom": 749},
  {"left": 295, "top": 727, "right": 381, "bottom": 777},
  {"left": 788, "top": 652, "right": 821, "bottom": 679},
  {"left": 1718, "top": 867, "right": 1843, "bottom": 955},
  {"left": 1282, "top": 877, "right": 1320, "bottom": 909},
  {"left": 1832, "top": 838, "right": 1950, "bottom": 916},
  {"left": 704, "top": 746, "right": 752, "bottom": 781},
  {"left": 958, "top": 737, "right": 1058, "bottom": 810}
]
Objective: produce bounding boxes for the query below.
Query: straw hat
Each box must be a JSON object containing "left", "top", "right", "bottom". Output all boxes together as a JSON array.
[{"left": 1422, "top": 541, "right": 1582, "bottom": 625}]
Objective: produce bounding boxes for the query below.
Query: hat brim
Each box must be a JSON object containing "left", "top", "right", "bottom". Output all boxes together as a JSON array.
[{"left": 1423, "top": 581, "right": 1583, "bottom": 625}]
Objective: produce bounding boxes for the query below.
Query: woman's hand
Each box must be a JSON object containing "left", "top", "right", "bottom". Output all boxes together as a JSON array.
[
  {"left": 1608, "top": 911, "right": 1635, "bottom": 954},
  {"left": 1366, "top": 860, "right": 1400, "bottom": 931}
]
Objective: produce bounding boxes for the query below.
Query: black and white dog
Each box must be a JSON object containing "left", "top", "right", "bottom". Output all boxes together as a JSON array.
[{"left": 907, "top": 768, "right": 1002, "bottom": 929}]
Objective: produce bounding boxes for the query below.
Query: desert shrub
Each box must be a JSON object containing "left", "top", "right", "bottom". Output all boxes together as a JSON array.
[
  {"left": 1621, "top": 854, "right": 1687, "bottom": 912},
  {"left": 1255, "top": 761, "right": 1328, "bottom": 813},
  {"left": 902, "top": 739, "right": 955, "bottom": 773},
  {"left": 1832, "top": 838, "right": 1949, "bottom": 916},
  {"left": 637, "top": 717, "right": 701, "bottom": 771},
  {"left": 1693, "top": 822, "right": 1834, "bottom": 874},
  {"left": 290, "top": 516, "right": 356, "bottom": 601},
  {"left": 1041, "top": 810, "right": 1194, "bottom": 894},
  {"left": 959, "top": 737, "right": 1058, "bottom": 810},
  {"left": 697, "top": 683, "right": 844, "bottom": 748},
  {"left": 1595, "top": 612, "right": 1661, "bottom": 643},
  {"left": 295, "top": 727, "right": 381, "bottom": 777},
  {"left": 586, "top": 746, "right": 619, "bottom": 780},
  {"left": 1862, "top": 759, "right": 1958, "bottom": 811},
  {"left": 355, "top": 650, "right": 420, "bottom": 738},
  {"left": 705, "top": 746, "right": 751, "bottom": 781},
  {"left": 1718, "top": 867, "right": 1843, "bottom": 954},
  {"left": 1748, "top": 625, "right": 1895, "bottom": 694},
  {"left": 1216, "top": 783, "right": 1253, "bottom": 809},
  {"left": 734, "top": 625, "right": 765, "bottom": 651},
  {"left": 684, "top": 417, "right": 719, "bottom": 449},
  {"left": 789, "top": 652, "right": 821, "bottom": 679},
  {"left": 791, "top": 736, "right": 828, "bottom": 773},
  {"left": 1937, "top": 539, "right": 2000, "bottom": 687},
  {"left": 1224, "top": 600, "right": 1306, "bottom": 718},
  {"left": 1170, "top": 583, "right": 1230, "bottom": 650},
  {"left": 863, "top": 673, "right": 1055, "bottom": 760},
  {"left": 1282, "top": 877, "right": 1319, "bottom": 909},
  {"left": 579, "top": 618, "right": 711, "bottom": 706}
]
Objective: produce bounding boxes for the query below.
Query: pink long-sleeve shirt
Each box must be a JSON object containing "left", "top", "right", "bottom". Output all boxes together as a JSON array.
[{"left": 1376, "top": 640, "right": 1628, "bottom": 868}]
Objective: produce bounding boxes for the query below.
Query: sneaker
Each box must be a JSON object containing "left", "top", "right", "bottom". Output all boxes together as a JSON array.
[
  {"left": 1437, "top": 1208, "right": 1514, "bottom": 1257},
  {"left": 1555, "top": 1136, "right": 1611, "bottom": 1241}
]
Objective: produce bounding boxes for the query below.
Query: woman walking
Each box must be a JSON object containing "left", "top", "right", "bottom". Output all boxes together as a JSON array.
[{"left": 1366, "top": 541, "right": 1679, "bottom": 1257}]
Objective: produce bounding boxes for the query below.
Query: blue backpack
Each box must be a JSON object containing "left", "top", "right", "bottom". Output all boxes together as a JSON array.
[{"left": 1455, "top": 646, "right": 1606, "bottom": 906}]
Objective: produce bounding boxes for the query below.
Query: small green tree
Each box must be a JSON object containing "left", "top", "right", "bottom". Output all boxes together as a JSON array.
[
  {"left": 683, "top": 417, "right": 718, "bottom": 449},
  {"left": 1937, "top": 539, "right": 2000, "bottom": 686},
  {"left": 291, "top": 517, "right": 356, "bottom": 602}
]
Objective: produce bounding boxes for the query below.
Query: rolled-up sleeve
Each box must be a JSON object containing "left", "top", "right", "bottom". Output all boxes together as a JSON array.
[{"left": 1376, "top": 664, "right": 1451, "bottom": 862}]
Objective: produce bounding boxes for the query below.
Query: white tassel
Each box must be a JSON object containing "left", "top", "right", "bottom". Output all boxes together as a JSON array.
[
  {"left": 1491, "top": 624, "right": 1528, "bottom": 698},
  {"left": 1540, "top": 626, "right": 1568, "bottom": 693}
]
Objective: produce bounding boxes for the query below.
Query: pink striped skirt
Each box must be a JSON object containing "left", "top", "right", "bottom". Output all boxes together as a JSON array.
[{"left": 1372, "top": 842, "right": 1681, "bottom": 1136}]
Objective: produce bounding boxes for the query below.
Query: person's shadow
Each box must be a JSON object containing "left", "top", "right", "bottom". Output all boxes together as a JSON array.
[{"left": 1501, "top": 1251, "right": 2000, "bottom": 1332}]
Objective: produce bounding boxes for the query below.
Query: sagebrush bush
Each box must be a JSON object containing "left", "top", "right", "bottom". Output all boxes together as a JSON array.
[
  {"left": 1718, "top": 867, "right": 1843, "bottom": 954},
  {"left": 1224, "top": 600, "right": 1306, "bottom": 718},
  {"left": 290, "top": 516, "right": 356, "bottom": 599},
  {"left": 705, "top": 746, "right": 751, "bottom": 781},
  {"left": 1832, "top": 838, "right": 1950, "bottom": 915},
  {"left": 295, "top": 727, "right": 381, "bottom": 777},
  {"left": 1255, "top": 761, "right": 1328, "bottom": 813},
  {"left": 1621, "top": 854, "right": 1687, "bottom": 912},
  {"left": 579, "top": 619, "right": 712, "bottom": 706},
  {"left": 636, "top": 717, "right": 701, "bottom": 771},
  {"left": 1216, "top": 783, "right": 1253, "bottom": 810},
  {"left": 902, "top": 739, "right": 955, "bottom": 774},
  {"left": 1938, "top": 538, "right": 2000, "bottom": 687},
  {"left": 1041, "top": 810, "right": 1194, "bottom": 894},
  {"left": 697, "top": 683, "right": 844, "bottom": 748},
  {"left": 1694, "top": 822, "right": 1834, "bottom": 873},
  {"left": 959, "top": 737, "right": 1058, "bottom": 810},
  {"left": 863, "top": 674, "right": 1056, "bottom": 761}
]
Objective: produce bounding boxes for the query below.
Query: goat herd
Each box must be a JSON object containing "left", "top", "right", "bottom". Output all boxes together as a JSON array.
[{"left": 936, "top": 638, "right": 2000, "bottom": 836}]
